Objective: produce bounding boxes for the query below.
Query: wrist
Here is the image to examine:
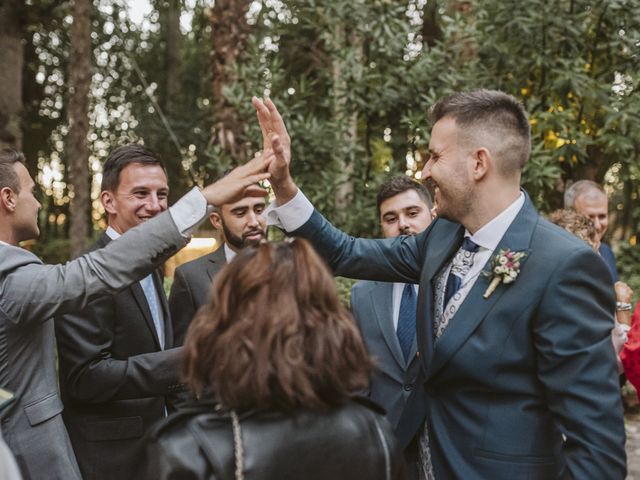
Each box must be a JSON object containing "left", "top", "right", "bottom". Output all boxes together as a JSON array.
[
  {"left": 616, "top": 301, "right": 633, "bottom": 312},
  {"left": 273, "top": 177, "right": 298, "bottom": 205}
]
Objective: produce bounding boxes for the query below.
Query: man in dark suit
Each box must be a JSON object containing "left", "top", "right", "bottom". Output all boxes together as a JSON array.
[
  {"left": 55, "top": 146, "right": 185, "bottom": 480},
  {"left": 0, "top": 146, "right": 270, "bottom": 480},
  {"left": 254, "top": 92, "right": 626, "bottom": 479},
  {"left": 351, "top": 175, "right": 432, "bottom": 480},
  {"left": 169, "top": 194, "right": 267, "bottom": 345}
]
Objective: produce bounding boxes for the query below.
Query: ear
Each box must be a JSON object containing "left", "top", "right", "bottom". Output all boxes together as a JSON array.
[
  {"left": 100, "top": 190, "right": 118, "bottom": 215},
  {"left": 0, "top": 187, "right": 17, "bottom": 212},
  {"left": 471, "top": 148, "right": 491, "bottom": 181},
  {"left": 209, "top": 211, "right": 223, "bottom": 230}
]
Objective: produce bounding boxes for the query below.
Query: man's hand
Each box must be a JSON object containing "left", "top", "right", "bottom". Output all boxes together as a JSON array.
[
  {"left": 614, "top": 280, "right": 634, "bottom": 326},
  {"left": 201, "top": 152, "right": 271, "bottom": 207},
  {"left": 252, "top": 96, "right": 298, "bottom": 204}
]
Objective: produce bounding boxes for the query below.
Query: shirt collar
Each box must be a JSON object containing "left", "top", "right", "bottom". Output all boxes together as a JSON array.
[
  {"left": 105, "top": 226, "right": 121, "bottom": 240},
  {"left": 466, "top": 192, "right": 525, "bottom": 251},
  {"left": 223, "top": 243, "right": 237, "bottom": 263}
]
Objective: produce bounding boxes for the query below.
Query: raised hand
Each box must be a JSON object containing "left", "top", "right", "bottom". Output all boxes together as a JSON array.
[
  {"left": 201, "top": 152, "right": 272, "bottom": 207},
  {"left": 252, "top": 96, "right": 298, "bottom": 204}
]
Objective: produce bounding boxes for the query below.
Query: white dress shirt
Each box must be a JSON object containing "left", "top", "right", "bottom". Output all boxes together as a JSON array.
[{"left": 451, "top": 192, "right": 525, "bottom": 299}]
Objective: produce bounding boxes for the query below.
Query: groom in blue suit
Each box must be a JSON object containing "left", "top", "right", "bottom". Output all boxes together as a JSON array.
[{"left": 254, "top": 91, "right": 626, "bottom": 479}]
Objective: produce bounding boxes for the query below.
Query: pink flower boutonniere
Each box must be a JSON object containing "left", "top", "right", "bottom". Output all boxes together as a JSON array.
[{"left": 483, "top": 248, "right": 528, "bottom": 299}]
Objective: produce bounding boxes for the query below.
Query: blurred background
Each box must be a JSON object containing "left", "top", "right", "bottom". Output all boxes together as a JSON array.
[{"left": 0, "top": 0, "right": 639, "bottom": 290}]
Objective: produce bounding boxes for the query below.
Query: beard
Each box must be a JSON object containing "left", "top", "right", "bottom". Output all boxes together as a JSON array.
[
  {"left": 433, "top": 182, "right": 473, "bottom": 224},
  {"left": 223, "top": 223, "right": 266, "bottom": 250}
]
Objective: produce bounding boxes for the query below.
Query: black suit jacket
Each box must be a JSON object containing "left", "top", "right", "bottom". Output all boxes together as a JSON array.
[
  {"left": 55, "top": 233, "right": 184, "bottom": 480},
  {"left": 169, "top": 246, "right": 227, "bottom": 345}
]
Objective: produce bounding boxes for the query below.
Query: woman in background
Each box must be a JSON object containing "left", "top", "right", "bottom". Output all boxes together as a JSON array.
[{"left": 141, "top": 239, "right": 405, "bottom": 480}]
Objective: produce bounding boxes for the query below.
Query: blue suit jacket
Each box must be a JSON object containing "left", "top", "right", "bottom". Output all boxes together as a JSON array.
[
  {"left": 350, "top": 281, "right": 421, "bottom": 431},
  {"left": 293, "top": 195, "right": 625, "bottom": 479}
]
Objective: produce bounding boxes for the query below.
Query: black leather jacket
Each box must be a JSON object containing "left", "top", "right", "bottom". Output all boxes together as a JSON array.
[{"left": 141, "top": 398, "right": 406, "bottom": 480}]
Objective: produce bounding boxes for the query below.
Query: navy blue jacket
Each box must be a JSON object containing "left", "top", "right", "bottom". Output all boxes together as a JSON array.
[{"left": 292, "top": 194, "right": 625, "bottom": 480}]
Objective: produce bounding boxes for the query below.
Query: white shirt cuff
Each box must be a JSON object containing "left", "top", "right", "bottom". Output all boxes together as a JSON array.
[
  {"left": 169, "top": 187, "right": 210, "bottom": 238},
  {"left": 265, "top": 189, "right": 314, "bottom": 232}
]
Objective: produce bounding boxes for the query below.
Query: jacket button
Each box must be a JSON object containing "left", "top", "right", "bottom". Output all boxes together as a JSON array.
[{"left": 403, "top": 383, "right": 414, "bottom": 391}]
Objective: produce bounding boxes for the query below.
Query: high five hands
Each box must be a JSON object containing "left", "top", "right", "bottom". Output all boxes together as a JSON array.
[
  {"left": 252, "top": 96, "right": 298, "bottom": 204},
  {"left": 200, "top": 97, "right": 295, "bottom": 207}
]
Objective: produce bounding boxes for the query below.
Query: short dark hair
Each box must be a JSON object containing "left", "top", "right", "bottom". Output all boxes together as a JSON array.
[
  {"left": 429, "top": 89, "right": 531, "bottom": 175},
  {"left": 101, "top": 144, "right": 166, "bottom": 191},
  {"left": 376, "top": 175, "right": 433, "bottom": 216},
  {"left": 0, "top": 148, "right": 25, "bottom": 193},
  {"left": 183, "top": 239, "right": 372, "bottom": 411},
  {"left": 563, "top": 180, "right": 606, "bottom": 209}
]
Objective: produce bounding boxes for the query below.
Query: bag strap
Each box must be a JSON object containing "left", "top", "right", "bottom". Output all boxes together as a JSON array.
[{"left": 231, "top": 410, "right": 244, "bottom": 480}]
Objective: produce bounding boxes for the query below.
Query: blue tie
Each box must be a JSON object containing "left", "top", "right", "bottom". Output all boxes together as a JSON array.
[
  {"left": 141, "top": 274, "right": 165, "bottom": 349},
  {"left": 444, "top": 237, "right": 479, "bottom": 306},
  {"left": 397, "top": 283, "right": 417, "bottom": 363}
]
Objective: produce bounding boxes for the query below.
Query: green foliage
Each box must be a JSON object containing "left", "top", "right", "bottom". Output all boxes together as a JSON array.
[
  {"left": 616, "top": 242, "right": 640, "bottom": 304},
  {"left": 15, "top": 0, "right": 640, "bottom": 276}
]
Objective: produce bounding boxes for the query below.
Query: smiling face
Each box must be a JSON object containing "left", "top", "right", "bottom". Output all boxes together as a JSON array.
[
  {"left": 421, "top": 116, "right": 474, "bottom": 223},
  {"left": 211, "top": 196, "right": 267, "bottom": 251},
  {"left": 573, "top": 192, "right": 608, "bottom": 241},
  {"left": 379, "top": 189, "right": 432, "bottom": 238},
  {"left": 13, "top": 162, "right": 42, "bottom": 242},
  {"left": 100, "top": 163, "right": 169, "bottom": 234}
]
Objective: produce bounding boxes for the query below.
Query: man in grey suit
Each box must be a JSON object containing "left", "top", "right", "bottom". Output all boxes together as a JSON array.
[
  {"left": 255, "top": 92, "right": 626, "bottom": 479},
  {"left": 169, "top": 193, "right": 267, "bottom": 345},
  {"left": 0, "top": 147, "right": 269, "bottom": 480},
  {"left": 351, "top": 175, "right": 432, "bottom": 479},
  {"left": 55, "top": 145, "right": 185, "bottom": 480}
]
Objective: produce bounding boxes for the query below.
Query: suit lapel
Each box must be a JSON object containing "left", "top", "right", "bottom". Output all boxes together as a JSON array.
[
  {"left": 425, "top": 197, "right": 538, "bottom": 380},
  {"left": 131, "top": 281, "right": 162, "bottom": 350},
  {"left": 100, "top": 231, "right": 163, "bottom": 350},
  {"left": 417, "top": 224, "right": 465, "bottom": 372},
  {"left": 369, "top": 282, "right": 406, "bottom": 370},
  {"left": 206, "top": 247, "right": 227, "bottom": 281}
]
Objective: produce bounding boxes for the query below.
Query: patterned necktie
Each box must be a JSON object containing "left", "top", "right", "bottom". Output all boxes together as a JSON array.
[
  {"left": 397, "top": 283, "right": 417, "bottom": 363},
  {"left": 443, "top": 237, "right": 479, "bottom": 307},
  {"left": 141, "top": 274, "right": 165, "bottom": 349}
]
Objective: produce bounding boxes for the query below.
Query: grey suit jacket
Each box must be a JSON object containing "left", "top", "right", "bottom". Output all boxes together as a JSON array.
[
  {"left": 0, "top": 211, "right": 186, "bottom": 480},
  {"left": 169, "top": 246, "right": 227, "bottom": 345},
  {"left": 351, "top": 281, "right": 420, "bottom": 431},
  {"left": 291, "top": 194, "right": 626, "bottom": 479}
]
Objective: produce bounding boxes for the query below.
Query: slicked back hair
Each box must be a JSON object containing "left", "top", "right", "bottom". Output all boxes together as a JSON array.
[
  {"left": 563, "top": 180, "right": 606, "bottom": 209},
  {"left": 101, "top": 144, "right": 166, "bottom": 192},
  {"left": 376, "top": 175, "right": 433, "bottom": 216},
  {"left": 0, "top": 148, "right": 25, "bottom": 193},
  {"left": 429, "top": 89, "right": 531, "bottom": 176}
]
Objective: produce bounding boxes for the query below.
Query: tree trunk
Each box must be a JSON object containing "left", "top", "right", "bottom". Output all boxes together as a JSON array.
[
  {"left": 160, "top": 0, "right": 180, "bottom": 115},
  {"left": 332, "top": 23, "right": 360, "bottom": 213},
  {"left": 68, "top": 0, "right": 91, "bottom": 257},
  {"left": 208, "top": 0, "right": 252, "bottom": 164},
  {"left": 158, "top": 0, "right": 183, "bottom": 199},
  {"left": 0, "top": 0, "right": 24, "bottom": 150}
]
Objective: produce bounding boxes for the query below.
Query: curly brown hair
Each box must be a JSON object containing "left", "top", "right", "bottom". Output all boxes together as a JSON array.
[
  {"left": 183, "top": 238, "right": 372, "bottom": 411},
  {"left": 548, "top": 208, "right": 598, "bottom": 251}
]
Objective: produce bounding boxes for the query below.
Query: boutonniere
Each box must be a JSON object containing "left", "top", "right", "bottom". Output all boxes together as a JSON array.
[{"left": 482, "top": 248, "right": 528, "bottom": 299}]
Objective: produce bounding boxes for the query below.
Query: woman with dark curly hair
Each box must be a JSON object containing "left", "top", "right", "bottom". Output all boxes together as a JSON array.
[{"left": 141, "top": 238, "right": 405, "bottom": 480}]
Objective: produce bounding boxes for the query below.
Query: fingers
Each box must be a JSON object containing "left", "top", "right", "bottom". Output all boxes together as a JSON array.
[
  {"left": 265, "top": 98, "right": 289, "bottom": 142},
  {"left": 271, "top": 134, "right": 284, "bottom": 155},
  {"left": 243, "top": 184, "right": 270, "bottom": 198},
  {"left": 252, "top": 96, "right": 273, "bottom": 147}
]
